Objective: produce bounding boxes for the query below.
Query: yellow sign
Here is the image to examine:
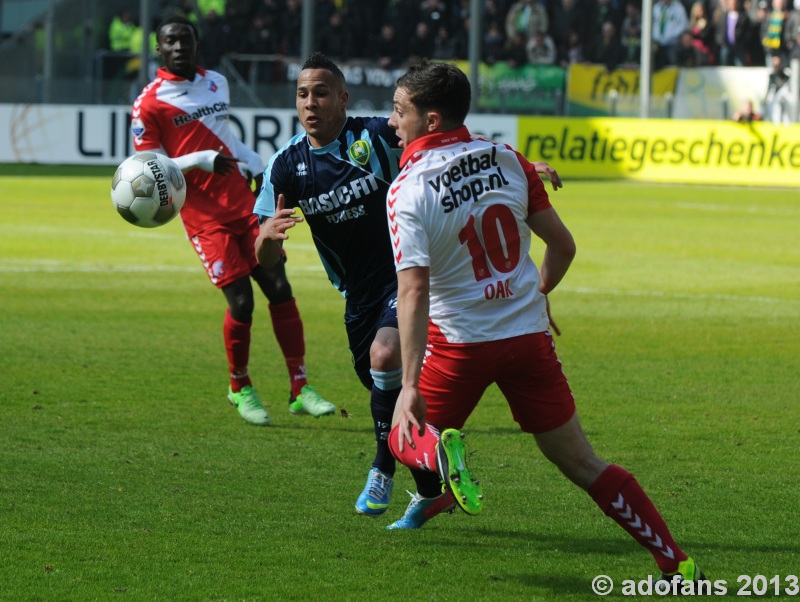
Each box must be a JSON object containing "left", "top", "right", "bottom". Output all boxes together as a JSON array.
[
  {"left": 567, "top": 65, "right": 678, "bottom": 116},
  {"left": 518, "top": 117, "right": 800, "bottom": 186}
]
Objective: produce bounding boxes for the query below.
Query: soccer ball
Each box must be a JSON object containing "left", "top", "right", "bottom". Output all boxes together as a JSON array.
[{"left": 110, "top": 152, "right": 187, "bottom": 228}]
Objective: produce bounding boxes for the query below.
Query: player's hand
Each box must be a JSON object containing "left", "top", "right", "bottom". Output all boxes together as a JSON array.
[
  {"left": 544, "top": 295, "right": 561, "bottom": 336},
  {"left": 533, "top": 161, "right": 563, "bottom": 191},
  {"left": 213, "top": 152, "right": 239, "bottom": 176},
  {"left": 263, "top": 194, "right": 303, "bottom": 241},
  {"left": 396, "top": 386, "right": 427, "bottom": 453}
]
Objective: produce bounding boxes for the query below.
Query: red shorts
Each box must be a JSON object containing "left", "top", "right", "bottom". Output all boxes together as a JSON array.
[
  {"left": 189, "top": 215, "right": 259, "bottom": 288},
  {"left": 420, "top": 331, "right": 575, "bottom": 434}
]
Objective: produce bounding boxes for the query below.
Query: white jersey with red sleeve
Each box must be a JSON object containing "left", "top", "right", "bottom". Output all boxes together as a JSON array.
[
  {"left": 130, "top": 67, "right": 263, "bottom": 236},
  {"left": 388, "top": 126, "right": 553, "bottom": 344}
]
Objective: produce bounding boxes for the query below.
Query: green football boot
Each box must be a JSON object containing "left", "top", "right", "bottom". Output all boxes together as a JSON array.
[
  {"left": 436, "top": 428, "right": 483, "bottom": 515},
  {"left": 288, "top": 385, "right": 336, "bottom": 417},
  {"left": 228, "top": 385, "right": 270, "bottom": 426}
]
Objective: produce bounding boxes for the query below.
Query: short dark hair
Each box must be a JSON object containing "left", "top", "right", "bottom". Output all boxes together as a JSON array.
[
  {"left": 396, "top": 60, "right": 471, "bottom": 129},
  {"left": 156, "top": 14, "right": 199, "bottom": 41},
  {"left": 301, "top": 52, "right": 346, "bottom": 87}
]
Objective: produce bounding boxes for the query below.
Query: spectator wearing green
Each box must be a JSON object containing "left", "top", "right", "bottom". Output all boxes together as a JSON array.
[
  {"left": 107, "top": 8, "right": 138, "bottom": 94},
  {"left": 762, "top": 0, "right": 788, "bottom": 65},
  {"left": 179, "top": 1, "right": 201, "bottom": 24},
  {"left": 129, "top": 27, "right": 158, "bottom": 55},
  {"left": 109, "top": 9, "right": 137, "bottom": 51},
  {"left": 127, "top": 25, "right": 159, "bottom": 78},
  {"left": 197, "top": 0, "right": 226, "bottom": 18}
]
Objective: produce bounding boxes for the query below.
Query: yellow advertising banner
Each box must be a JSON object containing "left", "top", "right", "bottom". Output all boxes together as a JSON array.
[
  {"left": 518, "top": 117, "right": 800, "bottom": 186},
  {"left": 567, "top": 65, "right": 679, "bottom": 117}
]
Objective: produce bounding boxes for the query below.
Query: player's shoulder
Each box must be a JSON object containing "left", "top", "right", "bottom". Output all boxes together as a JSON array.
[
  {"left": 346, "top": 114, "right": 388, "bottom": 128},
  {"left": 273, "top": 132, "right": 310, "bottom": 160},
  {"left": 461, "top": 135, "right": 522, "bottom": 162},
  {"left": 196, "top": 68, "right": 230, "bottom": 94},
  {"left": 131, "top": 76, "right": 166, "bottom": 115},
  {"left": 202, "top": 68, "right": 228, "bottom": 83},
  {"left": 267, "top": 133, "right": 310, "bottom": 175},
  {"left": 134, "top": 75, "right": 163, "bottom": 101},
  {"left": 346, "top": 115, "right": 396, "bottom": 137}
]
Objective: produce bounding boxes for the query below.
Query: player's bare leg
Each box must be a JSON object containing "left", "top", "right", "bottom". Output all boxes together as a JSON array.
[{"left": 534, "top": 413, "right": 702, "bottom": 579}]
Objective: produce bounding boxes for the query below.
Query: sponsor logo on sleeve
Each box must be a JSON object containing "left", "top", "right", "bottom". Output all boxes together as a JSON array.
[{"left": 131, "top": 118, "right": 146, "bottom": 138}]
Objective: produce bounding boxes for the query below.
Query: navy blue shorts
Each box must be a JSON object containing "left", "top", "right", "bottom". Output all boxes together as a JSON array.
[{"left": 344, "top": 288, "right": 398, "bottom": 390}]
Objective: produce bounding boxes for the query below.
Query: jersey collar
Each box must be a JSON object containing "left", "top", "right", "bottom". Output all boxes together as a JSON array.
[
  {"left": 156, "top": 66, "right": 206, "bottom": 82},
  {"left": 305, "top": 116, "right": 349, "bottom": 154},
  {"left": 399, "top": 126, "right": 471, "bottom": 167}
]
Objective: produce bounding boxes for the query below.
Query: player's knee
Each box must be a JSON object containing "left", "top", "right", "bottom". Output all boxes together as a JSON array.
[
  {"left": 258, "top": 271, "right": 293, "bottom": 304},
  {"left": 267, "top": 280, "right": 292, "bottom": 304},
  {"left": 369, "top": 339, "right": 400, "bottom": 373},
  {"left": 250, "top": 262, "right": 292, "bottom": 303},
  {"left": 228, "top": 294, "right": 254, "bottom": 322}
]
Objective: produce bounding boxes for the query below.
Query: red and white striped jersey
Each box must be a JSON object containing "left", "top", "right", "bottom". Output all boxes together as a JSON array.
[
  {"left": 131, "top": 67, "right": 262, "bottom": 237},
  {"left": 388, "top": 126, "right": 552, "bottom": 344}
]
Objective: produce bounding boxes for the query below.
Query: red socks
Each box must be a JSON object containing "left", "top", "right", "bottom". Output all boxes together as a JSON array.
[
  {"left": 388, "top": 423, "right": 441, "bottom": 472},
  {"left": 589, "top": 464, "right": 687, "bottom": 573},
  {"left": 224, "top": 299, "right": 308, "bottom": 397},
  {"left": 223, "top": 309, "right": 252, "bottom": 392},
  {"left": 269, "top": 297, "right": 307, "bottom": 399}
]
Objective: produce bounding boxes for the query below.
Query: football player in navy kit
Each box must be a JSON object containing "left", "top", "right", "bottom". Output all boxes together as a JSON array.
[{"left": 254, "top": 53, "right": 411, "bottom": 524}]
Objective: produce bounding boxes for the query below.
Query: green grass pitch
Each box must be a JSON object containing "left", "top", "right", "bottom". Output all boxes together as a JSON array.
[{"left": 1, "top": 165, "right": 799, "bottom": 601}]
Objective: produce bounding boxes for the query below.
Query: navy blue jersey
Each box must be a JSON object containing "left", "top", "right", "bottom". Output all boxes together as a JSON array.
[{"left": 255, "top": 116, "right": 401, "bottom": 309}]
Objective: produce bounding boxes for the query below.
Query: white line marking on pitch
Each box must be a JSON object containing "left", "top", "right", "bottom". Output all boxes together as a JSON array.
[
  {"left": 0, "top": 263, "right": 790, "bottom": 304},
  {"left": 561, "top": 286, "right": 790, "bottom": 304},
  {"left": 675, "top": 202, "right": 800, "bottom": 217},
  {"left": 0, "top": 261, "right": 325, "bottom": 274}
]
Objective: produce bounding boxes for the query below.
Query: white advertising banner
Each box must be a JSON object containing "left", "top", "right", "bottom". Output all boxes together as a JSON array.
[
  {"left": 0, "top": 104, "right": 302, "bottom": 165},
  {"left": 0, "top": 104, "right": 518, "bottom": 166}
]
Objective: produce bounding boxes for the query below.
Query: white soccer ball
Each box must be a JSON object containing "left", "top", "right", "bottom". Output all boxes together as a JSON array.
[{"left": 110, "top": 152, "right": 186, "bottom": 228}]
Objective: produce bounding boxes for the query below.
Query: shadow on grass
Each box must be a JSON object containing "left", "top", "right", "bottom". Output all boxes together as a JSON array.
[
  {"left": 435, "top": 525, "right": 800, "bottom": 555},
  {"left": 428, "top": 527, "right": 636, "bottom": 554},
  {"left": 412, "top": 527, "right": 797, "bottom": 597}
]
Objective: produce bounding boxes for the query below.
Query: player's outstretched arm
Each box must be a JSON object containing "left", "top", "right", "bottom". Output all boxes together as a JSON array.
[
  {"left": 395, "top": 266, "right": 431, "bottom": 452},
  {"left": 144, "top": 147, "right": 238, "bottom": 175},
  {"left": 145, "top": 148, "right": 220, "bottom": 173},
  {"left": 254, "top": 194, "right": 303, "bottom": 268}
]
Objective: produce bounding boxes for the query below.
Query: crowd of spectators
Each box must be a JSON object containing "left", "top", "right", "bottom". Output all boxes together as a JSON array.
[{"left": 108, "top": 0, "right": 800, "bottom": 74}]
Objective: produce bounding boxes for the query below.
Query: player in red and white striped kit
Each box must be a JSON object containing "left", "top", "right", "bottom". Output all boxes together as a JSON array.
[
  {"left": 384, "top": 59, "right": 705, "bottom": 585},
  {"left": 130, "top": 15, "right": 335, "bottom": 425}
]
